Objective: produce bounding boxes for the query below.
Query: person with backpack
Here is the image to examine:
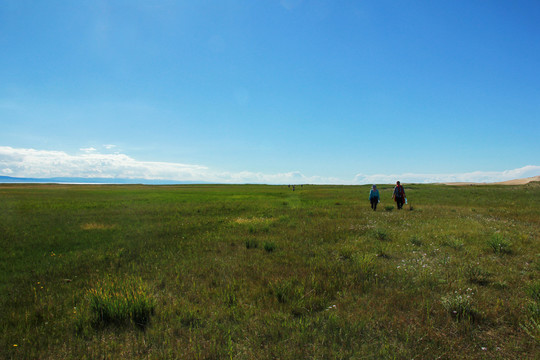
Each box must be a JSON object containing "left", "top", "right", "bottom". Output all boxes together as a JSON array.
[
  {"left": 392, "top": 181, "right": 406, "bottom": 210},
  {"left": 369, "top": 185, "right": 380, "bottom": 211}
]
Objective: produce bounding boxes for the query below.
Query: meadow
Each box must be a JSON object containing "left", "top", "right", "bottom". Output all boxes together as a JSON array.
[{"left": 0, "top": 183, "right": 539, "bottom": 359}]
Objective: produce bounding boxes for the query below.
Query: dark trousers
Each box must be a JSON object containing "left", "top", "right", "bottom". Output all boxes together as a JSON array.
[
  {"left": 396, "top": 197, "right": 404, "bottom": 209},
  {"left": 370, "top": 198, "right": 379, "bottom": 210}
]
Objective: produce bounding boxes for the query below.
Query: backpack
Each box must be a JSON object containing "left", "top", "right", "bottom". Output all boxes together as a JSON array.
[{"left": 394, "top": 185, "right": 404, "bottom": 199}]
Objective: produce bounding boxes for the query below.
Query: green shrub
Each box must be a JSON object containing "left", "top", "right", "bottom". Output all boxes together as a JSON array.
[
  {"left": 410, "top": 235, "right": 423, "bottom": 247},
  {"left": 271, "top": 279, "right": 304, "bottom": 304},
  {"left": 465, "top": 264, "right": 491, "bottom": 285},
  {"left": 384, "top": 205, "right": 394, "bottom": 212},
  {"left": 375, "top": 243, "right": 391, "bottom": 259},
  {"left": 487, "top": 233, "right": 512, "bottom": 254},
  {"left": 264, "top": 241, "right": 276, "bottom": 252},
  {"left": 373, "top": 228, "right": 389, "bottom": 241},
  {"left": 442, "top": 236, "right": 464, "bottom": 250},
  {"left": 245, "top": 239, "right": 259, "bottom": 249},
  {"left": 178, "top": 308, "right": 202, "bottom": 328}
]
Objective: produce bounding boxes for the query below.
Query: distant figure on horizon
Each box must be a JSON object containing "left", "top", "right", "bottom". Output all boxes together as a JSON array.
[
  {"left": 369, "top": 185, "right": 380, "bottom": 211},
  {"left": 392, "top": 181, "right": 406, "bottom": 210}
]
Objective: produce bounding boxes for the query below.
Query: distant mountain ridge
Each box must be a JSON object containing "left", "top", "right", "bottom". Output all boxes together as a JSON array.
[{"left": 0, "top": 176, "right": 206, "bottom": 185}]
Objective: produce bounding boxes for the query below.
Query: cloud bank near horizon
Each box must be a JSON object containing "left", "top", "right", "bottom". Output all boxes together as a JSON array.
[
  {"left": 1, "top": 146, "right": 539, "bottom": 185},
  {"left": 353, "top": 165, "right": 540, "bottom": 185}
]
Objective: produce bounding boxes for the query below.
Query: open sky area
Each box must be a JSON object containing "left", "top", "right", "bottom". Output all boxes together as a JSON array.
[{"left": 1, "top": 0, "right": 539, "bottom": 184}]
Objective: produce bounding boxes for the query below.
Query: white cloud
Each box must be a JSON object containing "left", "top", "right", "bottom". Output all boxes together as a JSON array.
[
  {"left": 0, "top": 146, "right": 208, "bottom": 181},
  {"left": 353, "top": 165, "right": 540, "bottom": 185},
  {"left": 80, "top": 147, "right": 97, "bottom": 153},
  {"left": 0, "top": 146, "right": 538, "bottom": 185},
  {"left": 0, "top": 146, "right": 343, "bottom": 184}
]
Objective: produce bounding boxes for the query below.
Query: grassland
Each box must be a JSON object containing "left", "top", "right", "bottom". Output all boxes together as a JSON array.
[{"left": 1, "top": 183, "right": 539, "bottom": 359}]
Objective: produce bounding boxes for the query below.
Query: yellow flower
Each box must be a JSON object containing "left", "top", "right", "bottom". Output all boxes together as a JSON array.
[{"left": 13, "top": 344, "right": 18, "bottom": 347}]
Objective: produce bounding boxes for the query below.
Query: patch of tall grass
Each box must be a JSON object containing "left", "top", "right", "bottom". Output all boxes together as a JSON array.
[
  {"left": 441, "top": 290, "right": 479, "bottom": 322},
  {"left": 487, "top": 233, "right": 513, "bottom": 254},
  {"left": 78, "top": 276, "right": 155, "bottom": 330}
]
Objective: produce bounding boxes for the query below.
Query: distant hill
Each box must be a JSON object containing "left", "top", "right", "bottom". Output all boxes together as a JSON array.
[
  {"left": 0, "top": 176, "right": 207, "bottom": 185},
  {"left": 444, "top": 175, "right": 540, "bottom": 186},
  {"left": 493, "top": 175, "right": 540, "bottom": 185}
]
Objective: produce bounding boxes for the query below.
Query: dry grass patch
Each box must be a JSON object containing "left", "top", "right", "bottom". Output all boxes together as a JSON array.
[
  {"left": 81, "top": 223, "right": 117, "bottom": 230},
  {"left": 233, "top": 217, "right": 274, "bottom": 225}
]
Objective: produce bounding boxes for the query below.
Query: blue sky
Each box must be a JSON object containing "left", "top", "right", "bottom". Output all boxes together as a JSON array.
[{"left": 1, "top": 0, "right": 539, "bottom": 184}]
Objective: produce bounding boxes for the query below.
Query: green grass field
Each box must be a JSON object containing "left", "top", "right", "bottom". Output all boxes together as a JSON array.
[{"left": 1, "top": 183, "right": 539, "bottom": 359}]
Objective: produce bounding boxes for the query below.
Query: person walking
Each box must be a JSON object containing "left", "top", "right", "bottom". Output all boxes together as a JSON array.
[
  {"left": 392, "top": 181, "right": 406, "bottom": 210},
  {"left": 369, "top": 185, "right": 380, "bottom": 211}
]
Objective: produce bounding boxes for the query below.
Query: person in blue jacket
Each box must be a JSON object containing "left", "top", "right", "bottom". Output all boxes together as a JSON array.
[{"left": 369, "top": 184, "right": 380, "bottom": 211}]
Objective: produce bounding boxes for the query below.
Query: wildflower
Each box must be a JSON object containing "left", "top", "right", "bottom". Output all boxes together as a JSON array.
[
  {"left": 13, "top": 344, "right": 18, "bottom": 347},
  {"left": 481, "top": 347, "right": 487, "bottom": 351}
]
